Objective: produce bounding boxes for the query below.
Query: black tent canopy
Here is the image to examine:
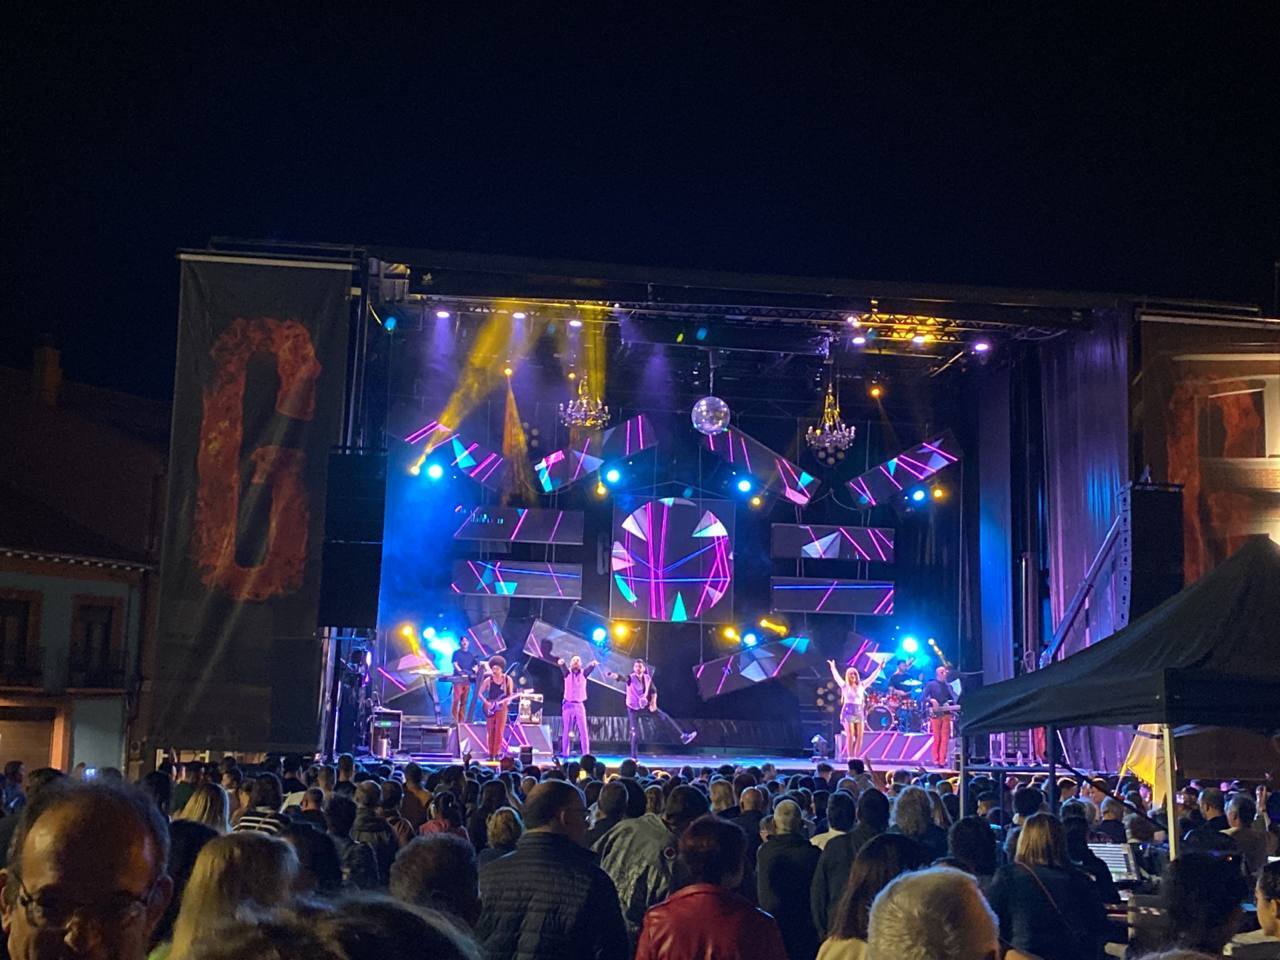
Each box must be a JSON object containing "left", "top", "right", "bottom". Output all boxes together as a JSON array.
[{"left": 961, "top": 536, "right": 1280, "bottom": 736}]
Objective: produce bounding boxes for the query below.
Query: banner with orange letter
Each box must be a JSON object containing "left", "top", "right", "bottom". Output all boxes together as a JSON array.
[{"left": 150, "top": 253, "right": 352, "bottom": 752}]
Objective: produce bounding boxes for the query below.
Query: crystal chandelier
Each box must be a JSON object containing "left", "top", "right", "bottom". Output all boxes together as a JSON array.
[
  {"left": 559, "top": 377, "right": 610, "bottom": 429},
  {"left": 806, "top": 381, "right": 856, "bottom": 454}
]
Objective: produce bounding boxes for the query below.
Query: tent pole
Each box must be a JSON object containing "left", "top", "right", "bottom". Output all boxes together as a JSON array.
[
  {"left": 1047, "top": 725, "right": 1058, "bottom": 813},
  {"left": 1162, "top": 723, "right": 1180, "bottom": 861},
  {"left": 959, "top": 728, "right": 969, "bottom": 815}
]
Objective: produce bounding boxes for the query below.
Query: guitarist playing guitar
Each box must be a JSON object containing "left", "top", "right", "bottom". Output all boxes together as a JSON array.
[
  {"left": 480, "top": 655, "right": 516, "bottom": 761},
  {"left": 923, "top": 665, "right": 960, "bottom": 768}
]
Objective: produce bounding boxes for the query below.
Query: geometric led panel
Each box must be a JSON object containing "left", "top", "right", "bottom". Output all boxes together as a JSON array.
[
  {"left": 770, "top": 524, "right": 896, "bottom": 562},
  {"left": 523, "top": 619, "right": 635, "bottom": 695},
  {"left": 453, "top": 507, "right": 584, "bottom": 545},
  {"left": 533, "top": 413, "right": 658, "bottom": 494},
  {"left": 403, "top": 419, "right": 509, "bottom": 490},
  {"left": 610, "top": 497, "right": 733, "bottom": 622},
  {"left": 450, "top": 561, "right": 583, "bottom": 599},
  {"left": 703, "top": 426, "right": 820, "bottom": 506},
  {"left": 462, "top": 618, "right": 508, "bottom": 657},
  {"left": 770, "top": 577, "right": 895, "bottom": 615},
  {"left": 846, "top": 431, "right": 960, "bottom": 507},
  {"left": 692, "top": 635, "right": 824, "bottom": 699}
]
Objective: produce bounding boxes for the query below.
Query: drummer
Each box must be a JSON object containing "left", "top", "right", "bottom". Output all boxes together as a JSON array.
[{"left": 886, "top": 657, "right": 920, "bottom": 693}]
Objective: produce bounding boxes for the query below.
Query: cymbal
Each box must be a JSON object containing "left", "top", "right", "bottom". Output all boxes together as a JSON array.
[{"left": 901, "top": 678, "right": 923, "bottom": 688}]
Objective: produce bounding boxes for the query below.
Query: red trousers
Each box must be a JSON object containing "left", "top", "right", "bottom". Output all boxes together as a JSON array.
[
  {"left": 486, "top": 709, "right": 508, "bottom": 759},
  {"left": 930, "top": 714, "right": 952, "bottom": 767}
]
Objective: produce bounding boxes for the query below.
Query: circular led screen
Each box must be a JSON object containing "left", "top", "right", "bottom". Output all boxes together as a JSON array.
[{"left": 610, "top": 497, "right": 733, "bottom": 622}]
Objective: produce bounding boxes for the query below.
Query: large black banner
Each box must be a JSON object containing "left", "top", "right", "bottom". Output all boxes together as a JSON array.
[{"left": 150, "top": 254, "right": 352, "bottom": 752}]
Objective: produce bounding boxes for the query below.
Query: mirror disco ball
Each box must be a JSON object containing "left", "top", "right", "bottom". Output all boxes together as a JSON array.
[{"left": 691, "top": 396, "right": 731, "bottom": 435}]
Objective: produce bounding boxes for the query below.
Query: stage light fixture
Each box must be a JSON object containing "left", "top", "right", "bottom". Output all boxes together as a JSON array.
[
  {"left": 426, "top": 463, "right": 445, "bottom": 481},
  {"left": 973, "top": 340, "right": 991, "bottom": 353},
  {"left": 503, "top": 365, "right": 513, "bottom": 377},
  {"left": 912, "top": 334, "right": 926, "bottom": 345},
  {"left": 399, "top": 624, "right": 415, "bottom": 640},
  {"left": 695, "top": 326, "right": 708, "bottom": 341},
  {"left": 604, "top": 468, "right": 622, "bottom": 485},
  {"left": 590, "top": 626, "right": 608, "bottom": 644},
  {"left": 408, "top": 464, "right": 421, "bottom": 477},
  {"left": 436, "top": 309, "right": 450, "bottom": 319},
  {"left": 759, "top": 617, "right": 787, "bottom": 635},
  {"left": 568, "top": 318, "right": 583, "bottom": 329},
  {"left": 932, "top": 485, "right": 946, "bottom": 499},
  {"left": 852, "top": 335, "right": 866, "bottom": 346},
  {"left": 736, "top": 478, "right": 753, "bottom": 493},
  {"left": 901, "top": 635, "right": 920, "bottom": 654},
  {"left": 513, "top": 311, "right": 527, "bottom": 320},
  {"left": 742, "top": 632, "right": 759, "bottom": 648},
  {"left": 846, "top": 315, "right": 861, "bottom": 327},
  {"left": 568, "top": 371, "right": 577, "bottom": 380},
  {"left": 722, "top": 626, "right": 739, "bottom": 641},
  {"left": 749, "top": 495, "right": 763, "bottom": 508},
  {"left": 869, "top": 382, "right": 884, "bottom": 399},
  {"left": 910, "top": 488, "right": 926, "bottom": 503},
  {"left": 594, "top": 482, "right": 607, "bottom": 497},
  {"left": 611, "top": 622, "right": 630, "bottom": 640},
  {"left": 423, "top": 626, "right": 437, "bottom": 640},
  {"left": 384, "top": 316, "right": 398, "bottom": 332}
]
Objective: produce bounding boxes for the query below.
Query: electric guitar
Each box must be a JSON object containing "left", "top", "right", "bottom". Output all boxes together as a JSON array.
[{"left": 483, "top": 689, "right": 521, "bottom": 718}]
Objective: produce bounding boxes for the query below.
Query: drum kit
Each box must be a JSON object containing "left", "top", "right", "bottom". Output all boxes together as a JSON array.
[{"left": 865, "top": 679, "right": 926, "bottom": 732}]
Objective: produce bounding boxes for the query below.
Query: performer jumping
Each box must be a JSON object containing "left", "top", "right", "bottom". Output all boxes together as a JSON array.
[
  {"left": 828, "top": 658, "right": 884, "bottom": 761},
  {"left": 479, "top": 655, "right": 516, "bottom": 761},
  {"left": 447, "top": 635, "right": 479, "bottom": 726},
  {"left": 557, "top": 655, "right": 597, "bottom": 756},
  {"left": 604, "top": 659, "right": 697, "bottom": 756}
]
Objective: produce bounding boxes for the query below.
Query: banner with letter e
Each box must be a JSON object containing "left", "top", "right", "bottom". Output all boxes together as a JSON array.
[{"left": 149, "top": 253, "right": 352, "bottom": 753}]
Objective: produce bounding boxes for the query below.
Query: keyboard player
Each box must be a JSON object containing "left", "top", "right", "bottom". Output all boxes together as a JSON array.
[{"left": 447, "top": 635, "right": 480, "bottom": 726}]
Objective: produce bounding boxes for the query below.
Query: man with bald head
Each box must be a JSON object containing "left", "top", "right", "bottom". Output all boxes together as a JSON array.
[{"left": 0, "top": 781, "right": 173, "bottom": 960}]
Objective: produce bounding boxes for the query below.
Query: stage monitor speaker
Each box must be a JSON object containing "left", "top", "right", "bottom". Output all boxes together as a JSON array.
[
  {"left": 318, "top": 541, "right": 382, "bottom": 628},
  {"left": 325, "top": 449, "right": 387, "bottom": 543},
  {"left": 519, "top": 746, "right": 534, "bottom": 767},
  {"left": 1117, "top": 484, "right": 1184, "bottom": 626}
]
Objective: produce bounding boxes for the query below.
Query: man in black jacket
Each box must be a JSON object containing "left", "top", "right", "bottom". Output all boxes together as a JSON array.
[
  {"left": 477, "top": 780, "right": 627, "bottom": 960},
  {"left": 757, "top": 799, "right": 822, "bottom": 960},
  {"left": 351, "top": 780, "right": 399, "bottom": 885},
  {"left": 810, "top": 787, "right": 890, "bottom": 936}
]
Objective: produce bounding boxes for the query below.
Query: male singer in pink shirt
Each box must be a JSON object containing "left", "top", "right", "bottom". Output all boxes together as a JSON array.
[{"left": 557, "top": 655, "right": 598, "bottom": 756}]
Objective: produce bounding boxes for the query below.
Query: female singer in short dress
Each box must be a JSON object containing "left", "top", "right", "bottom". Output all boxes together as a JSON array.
[{"left": 828, "top": 658, "right": 884, "bottom": 761}]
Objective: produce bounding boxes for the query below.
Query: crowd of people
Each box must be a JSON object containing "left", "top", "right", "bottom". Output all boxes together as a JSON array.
[{"left": 0, "top": 753, "right": 1275, "bottom": 960}]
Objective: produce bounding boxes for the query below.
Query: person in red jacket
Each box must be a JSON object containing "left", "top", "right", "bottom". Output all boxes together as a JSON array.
[{"left": 635, "top": 814, "right": 787, "bottom": 960}]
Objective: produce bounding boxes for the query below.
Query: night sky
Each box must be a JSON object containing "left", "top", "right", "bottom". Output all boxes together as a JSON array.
[{"left": 4, "top": 8, "right": 1278, "bottom": 400}]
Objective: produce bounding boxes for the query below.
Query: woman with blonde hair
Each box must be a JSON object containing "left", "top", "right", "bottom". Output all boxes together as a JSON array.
[
  {"left": 477, "top": 806, "right": 523, "bottom": 866},
  {"left": 827, "top": 658, "right": 884, "bottom": 762},
  {"left": 987, "top": 813, "right": 1106, "bottom": 960},
  {"left": 890, "top": 786, "right": 947, "bottom": 861},
  {"left": 167, "top": 832, "right": 299, "bottom": 958},
  {"left": 175, "top": 781, "right": 231, "bottom": 834}
]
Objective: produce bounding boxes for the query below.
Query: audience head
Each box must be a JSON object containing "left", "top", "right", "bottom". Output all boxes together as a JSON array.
[
  {"left": 1012, "top": 785, "right": 1045, "bottom": 820},
  {"left": 355, "top": 780, "right": 381, "bottom": 810},
  {"left": 1014, "top": 812, "right": 1071, "bottom": 869},
  {"left": 175, "top": 781, "right": 231, "bottom": 834},
  {"left": 389, "top": 834, "right": 480, "bottom": 927},
  {"left": 1101, "top": 796, "right": 1125, "bottom": 821},
  {"left": 1197, "top": 787, "right": 1225, "bottom": 818},
  {"left": 858, "top": 788, "right": 891, "bottom": 832},
  {"left": 826, "top": 791, "right": 857, "bottom": 832},
  {"left": 662, "top": 785, "right": 711, "bottom": 833},
  {"left": 1227, "top": 792, "right": 1256, "bottom": 830},
  {"left": 597, "top": 781, "right": 627, "bottom": 820},
  {"left": 317, "top": 894, "right": 479, "bottom": 960},
  {"left": 140, "top": 771, "right": 172, "bottom": 816},
  {"left": 865, "top": 866, "right": 999, "bottom": 960},
  {"left": 645, "top": 784, "right": 665, "bottom": 815},
  {"left": 1161, "top": 851, "right": 1249, "bottom": 954},
  {"left": 619, "top": 759, "right": 638, "bottom": 779},
  {"left": 1126, "top": 812, "right": 1158, "bottom": 843},
  {"left": 168, "top": 831, "right": 297, "bottom": 956},
  {"left": 324, "top": 794, "right": 358, "bottom": 837},
  {"left": 830, "top": 833, "right": 931, "bottom": 941},
  {"left": 891, "top": 786, "right": 933, "bottom": 839},
  {"left": 739, "top": 785, "right": 766, "bottom": 813},
  {"left": 678, "top": 816, "right": 746, "bottom": 888},
  {"left": 281, "top": 823, "right": 342, "bottom": 895},
  {"left": 0, "top": 781, "right": 173, "bottom": 960},
  {"left": 152, "top": 819, "right": 218, "bottom": 948},
  {"left": 486, "top": 807, "right": 522, "bottom": 851},
  {"left": 1256, "top": 859, "right": 1280, "bottom": 938},
  {"left": 772, "top": 798, "right": 803, "bottom": 836},
  {"left": 250, "top": 773, "right": 283, "bottom": 812},
  {"left": 945, "top": 816, "right": 998, "bottom": 878},
  {"left": 709, "top": 779, "right": 734, "bottom": 812},
  {"left": 522, "top": 781, "right": 589, "bottom": 845}
]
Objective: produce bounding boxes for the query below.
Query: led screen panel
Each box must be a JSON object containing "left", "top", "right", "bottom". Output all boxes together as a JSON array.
[
  {"left": 770, "top": 524, "right": 896, "bottom": 562},
  {"left": 403, "top": 420, "right": 509, "bottom": 490},
  {"left": 523, "top": 619, "right": 633, "bottom": 695},
  {"left": 770, "top": 577, "right": 894, "bottom": 615},
  {"left": 846, "top": 431, "right": 961, "bottom": 506},
  {"left": 533, "top": 413, "right": 658, "bottom": 493},
  {"left": 610, "top": 497, "right": 734, "bottom": 622},
  {"left": 692, "top": 635, "right": 823, "bottom": 699},
  {"left": 453, "top": 507, "right": 584, "bottom": 545},
  {"left": 451, "top": 560, "right": 583, "bottom": 599},
  {"left": 703, "top": 426, "right": 820, "bottom": 506}
]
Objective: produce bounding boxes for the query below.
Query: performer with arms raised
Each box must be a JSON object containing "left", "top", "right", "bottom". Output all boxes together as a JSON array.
[
  {"left": 828, "top": 658, "right": 884, "bottom": 761},
  {"left": 557, "top": 654, "right": 597, "bottom": 756}
]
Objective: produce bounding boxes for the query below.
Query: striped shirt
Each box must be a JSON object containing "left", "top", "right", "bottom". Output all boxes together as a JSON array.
[{"left": 233, "top": 807, "right": 287, "bottom": 835}]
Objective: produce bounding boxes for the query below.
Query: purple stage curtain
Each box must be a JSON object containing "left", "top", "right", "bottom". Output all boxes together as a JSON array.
[
  {"left": 979, "top": 367, "right": 1015, "bottom": 685},
  {"left": 1040, "top": 307, "right": 1132, "bottom": 771}
]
